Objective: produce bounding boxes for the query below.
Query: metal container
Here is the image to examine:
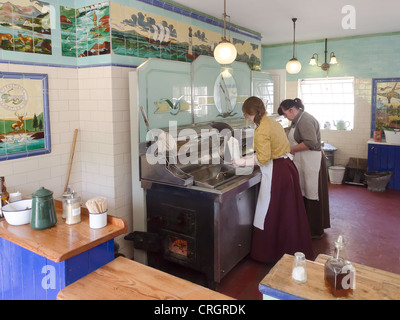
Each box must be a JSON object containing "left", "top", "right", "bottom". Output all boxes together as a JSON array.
[
  {"left": 65, "top": 192, "right": 81, "bottom": 225},
  {"left": 62, "top": 187, "right": 73, "bottom": 219},
  {"left": 31, "top": 187, "right": 57, "bottom": 230}
]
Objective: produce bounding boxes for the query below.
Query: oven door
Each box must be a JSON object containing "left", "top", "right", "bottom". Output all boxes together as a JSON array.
[{"left": 161, "top": 230, "right": 196, "bottom": 265}]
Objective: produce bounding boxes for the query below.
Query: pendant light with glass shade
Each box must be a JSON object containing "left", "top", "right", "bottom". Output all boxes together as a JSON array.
[
  {"left": 286, "top": 18, "right": 301, "bottom": 74},
  {"left": 214, "top": 0, "right": 237, "bottom": 65}
]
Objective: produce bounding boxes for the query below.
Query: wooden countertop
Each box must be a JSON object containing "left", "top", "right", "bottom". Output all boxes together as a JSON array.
[
  {"left": 0, "top": 200, "right": 128, "bottom": 262},
  {"left": 259, "top": 254, "right": 400, "bottom": 300},
  {"left": 57, "top": 256, "right": 234, "bottom": 300}
]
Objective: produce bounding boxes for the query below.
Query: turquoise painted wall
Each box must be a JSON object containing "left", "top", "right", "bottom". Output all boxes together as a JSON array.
[{"left": 261, "top": 33, "right": 400, "bottom": 80}]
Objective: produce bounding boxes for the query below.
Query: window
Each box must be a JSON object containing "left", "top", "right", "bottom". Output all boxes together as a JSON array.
[{"left": 298, "top": 77, "right": 355, "bottom": 130}]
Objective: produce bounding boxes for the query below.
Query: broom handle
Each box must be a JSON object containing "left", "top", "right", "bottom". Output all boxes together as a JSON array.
[{"left": 64, "top": 129, "right": 78, "bottom": 192}]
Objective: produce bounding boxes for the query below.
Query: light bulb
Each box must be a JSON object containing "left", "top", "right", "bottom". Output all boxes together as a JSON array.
[
  {"left": 214, "top": 40, "right": 237, "bottom": 65},
  {"left": 286, "top": 58, "right": 302, "bottom": 74}
]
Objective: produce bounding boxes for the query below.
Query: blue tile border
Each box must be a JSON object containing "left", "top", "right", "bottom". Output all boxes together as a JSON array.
[{"left": 0, "top": 60, "right": 138, "bottom": 70}]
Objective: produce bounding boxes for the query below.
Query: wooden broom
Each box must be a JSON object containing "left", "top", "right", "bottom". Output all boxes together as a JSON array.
[{"left": 64, "top": 129, "right": 78, "bottom": 192}]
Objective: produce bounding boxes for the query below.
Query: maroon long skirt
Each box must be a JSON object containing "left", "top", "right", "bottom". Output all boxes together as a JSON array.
[{"left": 251, "top": 158, "right": 314, "bottom": 263}]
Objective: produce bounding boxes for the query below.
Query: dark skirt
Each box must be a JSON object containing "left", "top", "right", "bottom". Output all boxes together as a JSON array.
[
  {"left": 251, "top": 157, "right": 314, "bottom": 264},
  {"left": 304, "top": 153, "right": 331, "bottom": 237}
]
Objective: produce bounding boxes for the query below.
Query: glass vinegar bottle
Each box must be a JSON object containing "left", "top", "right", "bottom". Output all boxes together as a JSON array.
[
  {"left": 0, "top": 176, "right": 10, "bottom": 218},
  {"left": 324, "top": 235, "right": 356, "bottom": 297}
]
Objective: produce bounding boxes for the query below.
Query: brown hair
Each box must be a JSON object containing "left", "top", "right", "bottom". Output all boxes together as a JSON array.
[
  {"left": 242, "top": 96, "right": 266, "bottom": 126},
  {"left": 278, "top": 98, "right": 305, "bottom": 115}
]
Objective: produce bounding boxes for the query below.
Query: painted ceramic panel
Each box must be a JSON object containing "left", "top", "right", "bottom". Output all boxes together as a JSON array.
[
  {"left": 0, "top": 72, "right": 51, "bottom": 160},
  {"left": 137, "top": 59, "right": 192, "bottom": 142},
  {"left": 372, "top": 78, "right": 400, "bottom": 135},
  {"left": 0, "top": 0, "right": 52, "bottom": 54},
  {"left": 61, "top": 2, "right": 110, "bottom": 57},
  {"left": 60, "top": 6, "right": 77, "bottom": 57},
  {"left": 110, "top": 2, "right": 261, "bottom": 70}
]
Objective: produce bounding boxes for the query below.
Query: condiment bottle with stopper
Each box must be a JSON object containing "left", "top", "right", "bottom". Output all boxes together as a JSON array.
[
  {"left": 324, "top": 235, "right": 356, "bottom": 297},
  {"left": 62, "top": 186, "right": 73, "bottom": 219},
  {"left": 65, "top": 191, "right": 81, "bottom": 225},
  {"left": 0, "top": 176, "right": 10, "bottom": 219}
]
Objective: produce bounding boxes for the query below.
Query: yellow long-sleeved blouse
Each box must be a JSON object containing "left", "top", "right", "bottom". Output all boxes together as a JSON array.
[{"left": 254, "top": 115, "right": 290, "bottom": 165}]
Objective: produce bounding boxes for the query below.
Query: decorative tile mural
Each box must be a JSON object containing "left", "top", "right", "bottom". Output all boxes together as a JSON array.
[
  {"left": 0, "top": 72, "right": 51, "bottom": 160},
  {"left": 0, "top": 0, "right": 52, "bottom": 54},
  {"left": 60, "top": 2, "right": 110, "bottom": 57},
  {"left": 110, "top": 2, "right": 261, "bottom": 69},
  {"left": 372, "top": 78, "right": 400, "bottom": 134},
  {"left": 2, "top": 1, "right": 260, "bottom": 70}
]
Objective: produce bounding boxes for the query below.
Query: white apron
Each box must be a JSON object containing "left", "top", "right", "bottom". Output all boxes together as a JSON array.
[
  {"left": 288, "top": 121, "right": 321, "bottom": 200},
  {"left": 253, "top": 153, "right": 293, "bottom": 230},
  {"left": 253, "top": 160, "right": 273, "bottom": 230}
]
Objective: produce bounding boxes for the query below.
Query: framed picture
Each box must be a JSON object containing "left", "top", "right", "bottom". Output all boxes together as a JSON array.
[
  {"left": 371, "top": 78, "right": 400, "bottom": 137},
  {"left": 0, "top": 72, "right": 51, "bottom": 160}
]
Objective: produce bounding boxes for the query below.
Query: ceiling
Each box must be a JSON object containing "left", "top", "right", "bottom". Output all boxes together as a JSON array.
[{"left": 172, "top": 0, "right": 400, "bottom": 45}]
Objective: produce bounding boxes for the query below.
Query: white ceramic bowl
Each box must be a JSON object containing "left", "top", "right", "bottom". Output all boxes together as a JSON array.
[{"left": 2, "top": 199, "right": 32, "bottom": 226}]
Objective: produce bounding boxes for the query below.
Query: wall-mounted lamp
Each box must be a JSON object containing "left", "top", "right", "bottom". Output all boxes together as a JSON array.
[
  {"left": 286, "top": 18, "right": 301, "bottom": 74},
  {"left": 214, "top": 0, "right": 237, "bottom": 65},
  {"left": 309, "top": 38, "right": 338, "bottom": 72}
]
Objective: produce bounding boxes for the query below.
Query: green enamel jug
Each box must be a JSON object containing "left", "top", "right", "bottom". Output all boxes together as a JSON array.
[{"left": 31, "top": 187, "right": 57, "bottom": 230}]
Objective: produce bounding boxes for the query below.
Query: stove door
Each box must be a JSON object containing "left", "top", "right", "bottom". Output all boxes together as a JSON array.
[{"left": 161, "top": 230, "right": 196, "bottom": 265}]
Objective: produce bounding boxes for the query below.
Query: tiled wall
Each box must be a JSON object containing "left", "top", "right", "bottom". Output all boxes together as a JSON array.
[
  {"left": 78, "top": 65, "right": 133, "bottom": 257},
  {"left": 0, "top": 0, "right": 261, "bottom": 259},
  {"left": 0, "top": 60, "right": 134, "bottom": 257},
  {"left": 262, "top": 33, "right": 400, "bottom": 80},
  {"left": 263, "top": 33, "right": 400, "bottom": 166}
]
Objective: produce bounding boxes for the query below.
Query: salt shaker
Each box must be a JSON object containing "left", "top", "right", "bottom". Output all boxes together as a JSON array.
[{"left": 292, "top": 252, "right": 307, "bottom": 283}]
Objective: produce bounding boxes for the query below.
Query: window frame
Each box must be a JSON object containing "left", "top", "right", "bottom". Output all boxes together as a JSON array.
[{"left": 298, "top": 77, "right": 355, "bottom": 130}]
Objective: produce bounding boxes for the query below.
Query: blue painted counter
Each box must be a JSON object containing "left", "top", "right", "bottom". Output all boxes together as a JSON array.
[
  {"left": 367, "top": 140, "right": 400, "bottom": 190},
  {"left": 0, "top": 201, "right": 128, "bottom": 300}
]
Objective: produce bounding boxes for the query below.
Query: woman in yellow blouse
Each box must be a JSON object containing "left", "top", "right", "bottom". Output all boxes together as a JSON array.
[{"left": 233, "top": 96, "right": 313, "bottom": 263}]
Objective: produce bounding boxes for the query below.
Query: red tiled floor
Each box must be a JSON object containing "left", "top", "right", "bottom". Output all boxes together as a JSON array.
[{"left": 217, "top": 183, "right": 400, "bottom": 300}]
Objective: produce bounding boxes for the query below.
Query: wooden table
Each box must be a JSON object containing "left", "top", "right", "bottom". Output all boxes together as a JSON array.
[
  {"left": 259, "top": 254, "right": 400, "bottom": 300},
  {"left": 57, "top": 256, "right": 234, "bottom": 300},
  {"left": 0, "top": 200, "right": 128, "bottom": 300}
]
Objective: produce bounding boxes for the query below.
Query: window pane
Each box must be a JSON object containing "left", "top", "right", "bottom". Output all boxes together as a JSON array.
[{"left": 298, "top": 77, "right": 355, "bottom": 130}]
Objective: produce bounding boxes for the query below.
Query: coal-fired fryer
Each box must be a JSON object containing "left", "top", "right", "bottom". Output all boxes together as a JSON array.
[{"left": 125, "top": 118, "right": 261, "bottom": 288}]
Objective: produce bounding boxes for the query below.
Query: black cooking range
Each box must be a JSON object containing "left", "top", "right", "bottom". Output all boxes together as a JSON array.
[{"left": 125, "top": 119, "right": 261, "bottom": 289}]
